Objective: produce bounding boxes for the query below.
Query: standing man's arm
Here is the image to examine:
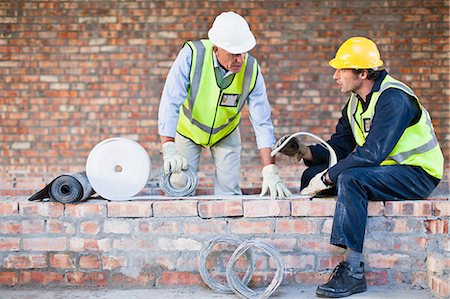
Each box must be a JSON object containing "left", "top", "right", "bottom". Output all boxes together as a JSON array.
[
  {"left": 247, "top": 66, "right": 292, "bottom": 199},
  {"left": 158, "top": 45, "right": 192, "bottom": 173},
  {"left": 158, "top": 45, "right": 192, "bottom": 143}
]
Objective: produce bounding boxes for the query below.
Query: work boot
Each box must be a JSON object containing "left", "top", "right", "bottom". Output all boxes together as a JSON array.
[{"left": 316, "top": 261, "right": 367, "bottom": 298}]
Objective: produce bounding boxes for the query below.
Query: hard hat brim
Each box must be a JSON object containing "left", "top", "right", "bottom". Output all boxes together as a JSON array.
[
  {"left": 208, "top": 29, "right": 256, "bottom": 54},
  {"left": 328, "top": 58, "right": 384, "bottom": 70}
]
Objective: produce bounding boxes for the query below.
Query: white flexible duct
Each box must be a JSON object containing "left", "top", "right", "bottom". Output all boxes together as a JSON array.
[
  {"left": 270, "top": 132, "right": 337, "bottom": 168},
  {"left": 86, "top": 137, "right": 151, "bottom": 201}
]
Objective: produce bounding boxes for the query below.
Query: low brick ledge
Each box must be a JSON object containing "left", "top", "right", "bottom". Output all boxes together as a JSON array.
[{"left": 0, "top": 196, "right": 448, "bottom": 298}]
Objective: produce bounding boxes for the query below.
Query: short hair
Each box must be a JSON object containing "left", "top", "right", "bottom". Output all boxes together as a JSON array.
[{"left": 352, "top": 69, "right": 382, "bottom": 81}]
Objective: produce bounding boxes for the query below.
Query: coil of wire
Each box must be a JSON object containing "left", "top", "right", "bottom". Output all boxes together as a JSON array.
[
  {"left": 226, "top": 240, "right": 285, "bottom": 299},
  {"left": 198, "top": 235, "right": 255, "bottom": 294},
  {"left": 159, "top": 165, "right": 198, "bottom": 197}
]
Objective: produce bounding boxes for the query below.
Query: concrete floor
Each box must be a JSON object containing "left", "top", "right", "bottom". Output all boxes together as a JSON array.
[{"left": 0, "top": 285, "right": 436, "bottom": 299}]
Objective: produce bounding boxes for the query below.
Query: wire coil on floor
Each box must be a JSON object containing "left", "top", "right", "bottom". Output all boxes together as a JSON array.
[
  {"left": 159, "top": 165, "right": 198, "bottom": 197},
  {"left": 226, "top": 240, "right": 285, "bottom": 299},
  {"left": 198, "top": 235, "right": 255, "bottom": 294}
]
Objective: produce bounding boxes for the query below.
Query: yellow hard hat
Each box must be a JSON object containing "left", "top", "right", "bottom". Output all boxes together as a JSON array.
[{"left": 329, "top": 37, "right": 383, "bottom": 70}]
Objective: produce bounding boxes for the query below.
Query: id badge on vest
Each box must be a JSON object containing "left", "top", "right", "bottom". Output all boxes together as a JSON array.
[
  {"left": 220, "top": 93, "right": 240, "bottom": 107},
  {"left": 363, "top": 118, "right": 372, "bottom": 133}
]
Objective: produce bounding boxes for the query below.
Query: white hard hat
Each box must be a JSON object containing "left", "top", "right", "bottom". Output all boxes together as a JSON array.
[{"left": 207, "top": 11, "right": 256, "bottom": 54}]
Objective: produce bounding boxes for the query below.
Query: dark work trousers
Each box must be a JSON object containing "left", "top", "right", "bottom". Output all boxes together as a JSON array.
[{"left": 301, "top": 164, "right": 439, "bottom": 253}]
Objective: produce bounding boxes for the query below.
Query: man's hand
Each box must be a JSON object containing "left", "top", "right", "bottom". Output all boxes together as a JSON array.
[
  {"left": 300, "top": 170, "right": 331, "bottom": 196},
  {"left": 162, "top": 142, "right": 188, "bottom": 174},
  {"left": 260, "top": 164, "right": 292, "bottom": 200},
  {"left": 273, "top": 135, "right": 309, "bottom": 161}
]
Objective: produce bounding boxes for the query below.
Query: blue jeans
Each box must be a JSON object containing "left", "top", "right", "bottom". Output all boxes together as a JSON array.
[{"left": 301, "top": 165, "right": 439, "bottom": 252}]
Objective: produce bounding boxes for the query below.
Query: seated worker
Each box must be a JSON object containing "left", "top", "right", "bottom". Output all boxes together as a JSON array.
[{"left": 274, "top": 37, "right": 443, "bottom": 298}]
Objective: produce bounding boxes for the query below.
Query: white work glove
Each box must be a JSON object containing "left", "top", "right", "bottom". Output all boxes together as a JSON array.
[
  {"left": 272, "top": 134, "right": 309, "bottom": 162},
  {"left": 300, "top": 170, "right": 331, "bottom": 196},
  {"left": 260, "top": 164, "right": 292, "bottom": 200},
  {"left": 162, "top": 142, "right": 188, "bottom": 175}
]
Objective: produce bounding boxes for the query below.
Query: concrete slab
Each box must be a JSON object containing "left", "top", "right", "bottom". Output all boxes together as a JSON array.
[{"left": 0, "top": 285, "right": 436, "bottom": 299}]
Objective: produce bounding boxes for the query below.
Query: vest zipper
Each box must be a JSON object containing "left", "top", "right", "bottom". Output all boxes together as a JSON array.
[{"left": 207, "top": 89, "right": 223, "bottom": 146}]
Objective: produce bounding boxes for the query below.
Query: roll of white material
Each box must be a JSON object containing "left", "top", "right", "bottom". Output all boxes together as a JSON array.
[{"left": 86, "top": 137, "right": 151, "bottom": 200}]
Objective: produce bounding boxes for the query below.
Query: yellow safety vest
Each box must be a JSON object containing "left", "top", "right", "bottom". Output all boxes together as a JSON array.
[
  {"left": 346, "top": 75, "right": 444, "bottom": 179},
  {"left": 176, "top": 39, "right": 258, "bottom": 147}
]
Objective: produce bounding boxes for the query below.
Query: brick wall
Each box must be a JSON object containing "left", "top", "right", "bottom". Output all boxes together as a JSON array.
[
  {"left": 1, "top": 1, "right": 449, "bottom": 191},
  {"left": 0, "top": 196, "right": 448, "bottom": 298}
]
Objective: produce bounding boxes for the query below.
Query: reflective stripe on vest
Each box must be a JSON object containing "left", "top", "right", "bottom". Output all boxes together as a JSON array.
[
  {"left": 177, "top": 39, "right": 257, "bottom": 146},
  {"left": 181, "top": 45, "right": 256, "bottom": 134},
  {"left": 347, "top": 75, "right": 443, "bottom": 179}
]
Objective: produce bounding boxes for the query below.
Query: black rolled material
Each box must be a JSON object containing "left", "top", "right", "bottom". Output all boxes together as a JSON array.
[{"left": 29, "top": 172, "right": 94, "bottom": 204}]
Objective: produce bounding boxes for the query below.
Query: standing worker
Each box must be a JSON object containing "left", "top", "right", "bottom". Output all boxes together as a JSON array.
[
  {"left": 274, "top": 37, "right": 444, "bottom": 297},
  {"left": 158, "top": 11, "right": 291, "bottom": 199}
]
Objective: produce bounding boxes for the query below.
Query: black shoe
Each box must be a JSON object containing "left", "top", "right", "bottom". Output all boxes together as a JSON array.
[{"left": 316, "top": 261, "right": 367, "bottom": 298}]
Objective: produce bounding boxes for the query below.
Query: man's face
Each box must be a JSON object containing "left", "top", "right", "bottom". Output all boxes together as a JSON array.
[
  {"left": 332, "top": 69, "right": 364, "bottom": 94},
  {"left": 213, "top": 47, "right": 246, "bottom": 73}
]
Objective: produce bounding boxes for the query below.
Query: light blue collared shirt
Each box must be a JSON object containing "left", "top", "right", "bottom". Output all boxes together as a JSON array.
[{"left": 158, "top": 44, "right": 275, "bottom": 149}]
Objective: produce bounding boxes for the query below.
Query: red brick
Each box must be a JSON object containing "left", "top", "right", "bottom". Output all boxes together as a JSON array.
[
  {"left": 390, "top": 219, "right": 415, "bottom": 233},
  {"left": 157, "top": 237, "right": 201, "bottom": 251},
  {"left": 22, "top": 237, "right": 66, "bottom": 251},
  {"left": 243, "top": 199, "right": 290, "bottom": 217},
  {"left": 153, "top": 200, "right": 198, "bottom": 217},
  {"left": 3, "top": 254, "right": 47, "bottom": 269},
  {"left": 0, "top": 238, "right": 20, "bottom": 251},
  {"left": 0, "top": 221, "right": 21, "bottom": 234},
  {"left": 20, "top": 271, "right": 64, "bottom": 285},
  {"left": 0, "top": 272, "right": 18, "bottom": 286},
  {"left": 433, "top": 201, "right": 449, "bottom": 216},
  {"left": 295, "top": 271, "right": 329, "bottom": 284},
  {"left": 292, "top": 199, "right": 336, "bottom": 216},
  {"left": 429, "top": 275, "right": 450, "bottom": 298},
  {"left": 275, "top": 219, "right": 319, "bottom": 234},
  {"left": 68, "top": 238, "right": 111, "bottom": 252},
  {"left": 65, "top": 203, "right": 106, "bottom": 217},
  {"left": 107, "top": 202, "right": 153, "bottom": 217},
  {"left": 80, "top": 221, "right": 100, "bottom": 234},
  {"left": 112, "top": 272, "right": 155, "bottom": 286},
  {"left": 412, "top": 271, "right": 428, "bottom": 288},
  {"left": 198, "top": 199, "right": 242, "bottom": 218},
  {"left": 157, "top": 271, "right": 202, "bottom": 286},
  {"left": 102, "top": 255, "right": 127, "bottom": 270},
  {"left": 19, "top": 202, "right": 63, "bottom": 217},
  {"left": 426, "top": 219, "right": 449, "bottom": 234},
  {"left": 318, "top": 255, "right": 346, "bottom": 269},
  {"left": 368, "top": 201, "right": 384, "bottom": 216},
  {"left": 46, "top": 219, "right": 76, "bottom": 234},
  {"left": 145, "top": 220, "right": 180, "bottom": 234},
  {"left": 21, "top": 219, "right": 46, "bottom": 234},
  {"left": 230, "top": 220, "right": 273, "bottom": 235},
  {"left": 366, "top": 270, "right": 388, "bottom": 286},
  {"left": 65, "top": 272, "right": 108, "bottom": 287},
  {"left": 79, "top": 255, "right": 99, "bottom": 269},
  {"left": 0, "top": 202, "right": 18, "bottom": 216},
  {"left": 182, "top": 219, "right": 227, "bottom": 235},
  {"left": 384, "top": 201, "right": 432, "bottom": 217},
  {"left": 367, "top": 253, "right": 411, "bottom": 271},
  {"left": 103, "top": 220, "right": 130, "bottom": 234},
  {"left": 50, "top": 253, "right": 74, "bottom": 269},
  {"left": 298, "top": 238, "right": 344, "bottom": 254},
  {"left": 112, "top": 238, "right": 157, "bottom": 251},
  {"left": 274, "top": 254, "right": 315, "bottom": 270},
  {"left": 261, "top": 238, "right": 297, "bottom": 252}
]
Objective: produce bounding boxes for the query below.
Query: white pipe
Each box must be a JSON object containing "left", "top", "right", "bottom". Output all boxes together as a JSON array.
[{"left": 270, "top": 132, "right": 337, "bottom": 168}]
